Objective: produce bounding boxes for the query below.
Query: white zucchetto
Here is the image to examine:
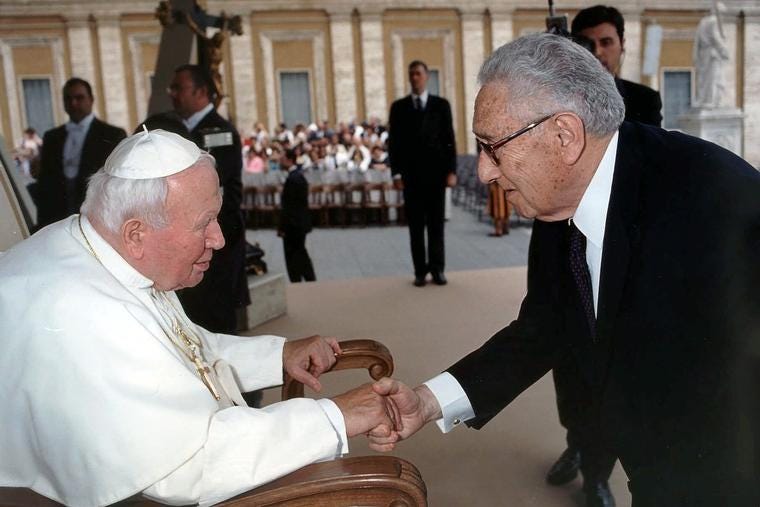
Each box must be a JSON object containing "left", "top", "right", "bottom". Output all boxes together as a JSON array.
[{"left": 103, "top": 127, "right": 201, "bottom": 179}]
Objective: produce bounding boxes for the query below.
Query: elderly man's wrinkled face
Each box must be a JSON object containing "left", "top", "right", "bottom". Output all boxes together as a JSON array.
[
  {"left": 142, "top": 162, "right": 224, "bottom": 291},
  {"left": 473, "top": 83, "right": 569, "bottom": 221},
  {"left": 578, "top": 22, "right": 624, "bottom": 76}
]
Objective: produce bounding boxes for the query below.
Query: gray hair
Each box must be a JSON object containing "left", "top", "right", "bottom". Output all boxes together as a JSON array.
[
  {"left": 478, "top": 33, "right": 625, "bottom": 137},
  {"left": 80, "top": 153, "right": 216, "bottom": 233}
]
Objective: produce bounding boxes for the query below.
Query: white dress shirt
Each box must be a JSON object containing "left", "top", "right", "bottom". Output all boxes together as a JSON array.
[
  {"left": 412, "top": 89, "right": 429, "bottom": 110},
  {"left": 183, "top": 103, "right": 214, "bottom": 132},
  {"left": 424, "top": 131, "right": 620, "bottom": 432},
  {"left": 63, "top": 113, "right": 94, "bottom": 179}
]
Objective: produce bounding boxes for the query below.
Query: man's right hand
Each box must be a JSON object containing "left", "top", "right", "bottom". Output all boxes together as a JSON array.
[
  {"left": 393, "top": 178, "right": 404, "bottom": 191},
  {"left": 332, "top": 383, "right": 401, "bottom": 438},
  {"left": 366, "top": 378, "right": 442, "bottom": 451}
]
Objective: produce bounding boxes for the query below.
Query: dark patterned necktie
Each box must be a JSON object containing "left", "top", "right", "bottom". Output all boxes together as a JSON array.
[
  {"left": 414, "top": 97, "right": 423, "bottom": 111},
  {"left": 569, "top": 221, "right": 596, "bottom": 337}
]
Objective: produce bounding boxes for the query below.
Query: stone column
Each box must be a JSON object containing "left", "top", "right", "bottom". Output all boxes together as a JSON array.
[
  {"left": 619, "top": 9, "right": 643, "bottom": 84},
  {"left": 66, "top": 15, "right": 99, "bottom": 107},
  {"left": 95, "top": 15, "right": 129, "bottom": 130},
  {"left": 328, "top": 11, "right": 358, "bottom": 124},
  {"left": 462, "top": 11, "right": 485, "bottom": 153},
  {"left": 490, "top": 9, "right": 514, "bottom": 51},
  {"left": 719, "top": 14, "right": 738, "bottom": 109},
  {"left": 359, "top": 10, "right": 387, "bottom": 121},
  {"left": 743, "top": 12, "right": 760, "bottom": 167},
  {"left": 229, "top": 19, "right": 257, "bottom": 136}
]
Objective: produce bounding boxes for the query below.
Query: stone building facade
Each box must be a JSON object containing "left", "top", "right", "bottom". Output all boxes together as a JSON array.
[{"left": 1, "top": 0, "right": 759, "bottom": 165}]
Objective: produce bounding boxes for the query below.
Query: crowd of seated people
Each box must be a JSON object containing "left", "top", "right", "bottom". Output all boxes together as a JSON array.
[{"left": 239, "top": 119, "right": 401, "bottom": 228}]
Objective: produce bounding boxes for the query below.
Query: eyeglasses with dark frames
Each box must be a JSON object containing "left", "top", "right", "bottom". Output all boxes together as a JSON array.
[{"left": 476, "top": 114, "right": 554, "bottom": 165}]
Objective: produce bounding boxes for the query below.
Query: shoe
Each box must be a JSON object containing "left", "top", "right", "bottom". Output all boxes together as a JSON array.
[
  {"left": 584, "top": 481, "right": 615, "bottom": 507},
  {"left": 546, "top": 447, "right": 580, "bottom": 485},
  {"left": 431, "top": 272, "right": 447, "bottom": 285},
  {"left": 413, "top": 276, "right": 427, "bottom": 287}
]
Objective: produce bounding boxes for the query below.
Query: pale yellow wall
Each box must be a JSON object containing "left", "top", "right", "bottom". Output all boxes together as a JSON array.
[
  {"left": 250, "top": 10, "right": 335, "bottom": 126},
  {"left": 0, "top": 53, "right": 9, "bottom": 139},
  {"left": 352, "top": 9, "right": 365, "bottom": 121},
  {"left": 120, "top": 13, "right": 159, "bottom": 129}
]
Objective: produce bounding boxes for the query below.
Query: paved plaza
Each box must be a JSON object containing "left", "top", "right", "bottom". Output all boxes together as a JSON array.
[{"left": 246, "top": 204, "right": 533, "bottom": 281}]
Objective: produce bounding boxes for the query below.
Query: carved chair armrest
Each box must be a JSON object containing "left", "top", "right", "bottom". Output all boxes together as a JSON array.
[
  {"left": 217, "top": 455, "right": 426, "bottom": 507},
  {"left": 282, "top": 339, "right": 394, "bottom": 400}
]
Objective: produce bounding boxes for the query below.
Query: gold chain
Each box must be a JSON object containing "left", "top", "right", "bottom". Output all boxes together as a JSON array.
[{"left": 77, "top": 215, "right": 101, "bottom": 263}]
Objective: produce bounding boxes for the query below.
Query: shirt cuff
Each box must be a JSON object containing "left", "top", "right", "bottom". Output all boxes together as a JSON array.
[
  {"left": 424, "top": 372, "right": 475, "bottom": 433},
  {"left": 392, "top": 174, "right": 402, "bottom": 180},
  {"left": 316, "top": 398, "right": 349, "bottom": 456}
]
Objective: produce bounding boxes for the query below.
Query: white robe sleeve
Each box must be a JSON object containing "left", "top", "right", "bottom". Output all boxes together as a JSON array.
[
  {"left": 201, "top": 331, "right": 286, "bottom": 393},
  {"left": 143, "top": 398, "right": 345, "bottom": 506}
]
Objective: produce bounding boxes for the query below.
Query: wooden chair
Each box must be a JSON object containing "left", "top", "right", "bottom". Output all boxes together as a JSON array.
[
  {"left": 363, "top": 182, "right": 387, "bottom": 225},
  {"left": 343, "top": 183, "right": 367, "bottom": 227},
  {"left": 321, "top": 183, "right": 345, "bottom": 227},
  {"left": 384, "top": 182, "right": 406, "bottom": 225},
  {"left": 241, "top": 186, "right": 257, "bottom": 228},
  {"left": 252, "top": 184, "right": 281, "bottom": 229},
  {"left": 0, "top": 340, "right": 427, "bottom": 507},
  {"left": 307, "top": 184, "right": 328, "bottom": 227}
]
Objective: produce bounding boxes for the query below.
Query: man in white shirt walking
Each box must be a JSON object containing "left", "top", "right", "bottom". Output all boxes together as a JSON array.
[{"left": 37, "top": 77, "right": 126, "bottom": 228}]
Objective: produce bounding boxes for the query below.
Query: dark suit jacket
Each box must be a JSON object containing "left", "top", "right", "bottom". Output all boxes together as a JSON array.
[
  {"left": 447, "top": 121, "right": 760, "bottom": 505},
  {"left": 37, "top": 118, "right": 126, "bottom": 227},
  {"left": 142, "top": 109, "right": 249, "bottom": 329},
  {"left": 617, "top": 78, "right": 662, "bottom": 127},
  {"left": 279, "top": 167, "right": 311, "bottom": 235},
  {"left": 388, "top": 94, "right": 456, "bottom": 192}
]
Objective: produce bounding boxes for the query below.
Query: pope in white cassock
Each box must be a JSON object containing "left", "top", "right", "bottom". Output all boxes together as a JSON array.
[{"left": 0, "top": 129, "right": 397, "bottom": 506}]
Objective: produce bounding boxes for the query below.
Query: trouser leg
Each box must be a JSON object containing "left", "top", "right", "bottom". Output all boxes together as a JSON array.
[
  {"left": 404, "top": 192, "right": 427, "bottom": 277},
  {"left": 426, "top": 188, "right": 446, "bottom": 274},
  {"left": 553, "top": 352, "right": 616, "bottom": 487}
]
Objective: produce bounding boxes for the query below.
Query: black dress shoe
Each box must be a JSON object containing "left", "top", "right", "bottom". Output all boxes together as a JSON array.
[
  {"left": 584, "top": 481, "right": 615, "bottom": 507},
  {"left": 431, "top": 271, "right": 447, "bottom": 285},
  {"left": 546, "top": 447, "right": 580, "bottom": 485},
  {"left": 413, "top": 276, "right": 427, "bottom": 287}
]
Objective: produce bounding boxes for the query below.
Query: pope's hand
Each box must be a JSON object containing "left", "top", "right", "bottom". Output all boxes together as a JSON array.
[
  {"left": 367, "top": 378, "right": 442, "bottom": 452},
  {"left": 332, "top": 383, "right": 401, "bottom": 438},
  {"left": 282, "top": 335, "right": 341, "bottom": 392}
]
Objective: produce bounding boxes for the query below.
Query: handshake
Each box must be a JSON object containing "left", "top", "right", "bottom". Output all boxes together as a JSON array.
[
  {"left": 332, "top": 377, "right": 442, "bottom": 451},
  {"left": 283, "top": 335, "right": 442, "bottom": 450}
]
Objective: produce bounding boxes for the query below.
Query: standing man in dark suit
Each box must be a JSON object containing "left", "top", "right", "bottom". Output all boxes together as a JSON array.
[
  {"left": 536, "top": 8, "right": 665, "bottom": 505},
  {"left": 368, "top": 34, "right": 759, "bottom": 507},
  {"left": 37, "top": 78, "right": 126, "bottom": 228},
  {"left": 572, "top": 5, "right": 662, "bottom": 127},
  {"left": 278, "top": 148, "right": 316, "bottom": 283},
  {"left": 388, "top": 61, "right": 457, "bottom": 287},
  {"left": 143, "top": 64, "right": 248, "bottom": 335}
]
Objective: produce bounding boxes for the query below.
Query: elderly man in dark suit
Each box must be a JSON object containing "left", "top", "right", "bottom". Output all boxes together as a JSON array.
[
  {"left": 142, "top": 64, "right": 248, "bottom": 335},
  {"left": 37, "top": 78, "right": 126, "bottom": 228},
  {"left": 388, "top": 60, "right": 457, "bottom": 287},
  {"left": 536, "top": 8, "right": 665, "bottom": 505},
  {"left": 368, "top": 33, "right": 759, "bottom": 507}
]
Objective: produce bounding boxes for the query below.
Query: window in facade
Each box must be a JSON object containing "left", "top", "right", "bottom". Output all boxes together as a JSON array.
[
  {"left": 662, "top": 69, "right": 692, "bottom": 130},
  {"left": 21, "top": 78, "right": 55, "bottom": 135},
  {"left": 279, "top": 71, "right": 312, "bottom": 127}
]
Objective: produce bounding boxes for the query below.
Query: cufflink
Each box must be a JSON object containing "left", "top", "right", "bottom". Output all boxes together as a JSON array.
[{"left": 453, "top": 418, "right": 461, "bottom": 426}]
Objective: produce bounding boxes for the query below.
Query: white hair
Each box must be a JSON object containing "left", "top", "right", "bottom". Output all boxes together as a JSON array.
[
  {"left": 478, "top": 33, "right": 625, "bottom": 137},
  {"left": 80, "top": 153, "right": 216, "bottom": 233}
]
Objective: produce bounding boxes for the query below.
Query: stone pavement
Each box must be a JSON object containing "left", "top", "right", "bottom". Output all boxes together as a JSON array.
[{"left": 245, "top": 204, "right": 532, "bottom": 281}]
